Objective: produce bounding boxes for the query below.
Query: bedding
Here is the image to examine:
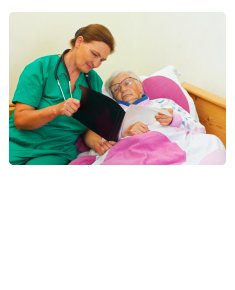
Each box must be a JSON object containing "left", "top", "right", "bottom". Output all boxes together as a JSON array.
[
  {"left": 69, "top": 96, "right": 226, "bottom": 165},
  {"left": 75, "top": 65, "right": 200, "bottom": 156},
  {"left": 70, "top": 127, "right": 225, "bottom": 165},
  {"left": 70, "top": 66, "right": 225, "bottom": 164}
]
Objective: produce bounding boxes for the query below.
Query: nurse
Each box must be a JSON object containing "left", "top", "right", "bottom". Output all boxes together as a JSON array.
[{"left": 9, "top": 24, "right": 116, "bottom": 165}]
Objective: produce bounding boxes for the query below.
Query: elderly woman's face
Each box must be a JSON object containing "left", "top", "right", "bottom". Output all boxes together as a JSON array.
[
  {"left": 111, "top": 72, "right": 143, "bottom": 104},
  {"left": 75, "top": 38, "right": 110, "bottom": 73}
]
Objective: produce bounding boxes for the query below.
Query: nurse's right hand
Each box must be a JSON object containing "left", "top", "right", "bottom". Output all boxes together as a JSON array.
[{"left": 56, "top": 98, "right": 80, "bottom": 117}]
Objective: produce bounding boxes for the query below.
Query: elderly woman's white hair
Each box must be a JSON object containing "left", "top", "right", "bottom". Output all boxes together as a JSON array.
[{"left": 104, "top": 69, "right": 144, "bottom": 98}]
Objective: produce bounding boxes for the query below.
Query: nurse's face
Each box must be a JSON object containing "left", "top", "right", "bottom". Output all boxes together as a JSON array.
[{"left": 74, "top": 37, "right": 111, "bottom": 73}]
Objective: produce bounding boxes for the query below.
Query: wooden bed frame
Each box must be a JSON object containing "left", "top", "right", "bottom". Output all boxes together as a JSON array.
[
  {"left": 181, "top": 83, "right": 226, "bottom": 148},
  {"left": 9, "top": 82, "right": 226, "bottom": 148}
]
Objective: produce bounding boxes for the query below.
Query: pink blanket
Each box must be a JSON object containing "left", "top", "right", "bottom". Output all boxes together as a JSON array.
[{"left": 70, "top": 128, "right": 226, "bottom": 165}]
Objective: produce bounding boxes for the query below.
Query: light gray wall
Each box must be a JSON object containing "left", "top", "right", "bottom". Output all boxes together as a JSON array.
[{"left": 9, "top": 12, "right": 226, "bottom": 100}]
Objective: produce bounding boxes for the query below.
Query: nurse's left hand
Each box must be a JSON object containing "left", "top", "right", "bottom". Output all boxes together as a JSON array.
[
  {"left": 56, "top": 98, "right": 80, "bottom": 117},
  {"left": 94, "top": 139, "right": 116, "bottom": 155}
]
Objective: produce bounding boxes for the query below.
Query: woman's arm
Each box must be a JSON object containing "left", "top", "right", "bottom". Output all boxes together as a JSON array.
[
  {"left": 167, "top": 105, "right": 206, "bottom": 133},
  {"left": 82, "top": 129, "right": 116, "bottom": 155},
  {"left": 160, "top": 104, "right": 206, "bottom": 133},
  {"left": 152, "top": 99, "right": 206, "bottom": 133},
  {"left": 14, "top": 98, "right": 80, "bottom": 130}
]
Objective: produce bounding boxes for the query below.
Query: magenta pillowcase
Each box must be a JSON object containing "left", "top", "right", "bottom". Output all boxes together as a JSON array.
[{"left": 142, "top": 76, "right": 190, "bottom": 113}]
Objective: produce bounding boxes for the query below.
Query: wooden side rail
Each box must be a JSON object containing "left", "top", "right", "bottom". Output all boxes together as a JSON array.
[{"left": 181, "top": 82, "right": 226, "bottom": 148}]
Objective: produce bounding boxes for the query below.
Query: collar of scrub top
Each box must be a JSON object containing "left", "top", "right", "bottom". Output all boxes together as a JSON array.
[
  {"left": 55, "top": 49, "right": 92, "bottom": 101},
  {"left": 116, "top": 94, "right": 150, "bottom": 109}
]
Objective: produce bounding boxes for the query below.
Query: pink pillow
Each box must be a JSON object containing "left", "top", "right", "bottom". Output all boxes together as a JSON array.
[
  {"left": 139, "top": 66, "right": 199, "bottom": 120},
  {"left": 142, "top": 76, "right": 190, "bottom": 113}
]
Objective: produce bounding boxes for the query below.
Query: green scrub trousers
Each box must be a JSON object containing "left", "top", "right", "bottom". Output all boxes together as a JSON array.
[
  {"left": 25, "top": 155, "right": 70, "bottom": 165},
  {"left": 9, "top": 54, "right": 103, "bottom": 165}
]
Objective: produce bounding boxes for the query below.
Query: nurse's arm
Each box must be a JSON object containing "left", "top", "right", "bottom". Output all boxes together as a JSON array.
[
  {"left": 14, "top": 99, "right": 80, "bottom": 130},
  {"left": 82, "top": 129, "right": 116, "bottom": 155},
  {"left": 14, "top": 102, "right": 58, "bottom": 130}
]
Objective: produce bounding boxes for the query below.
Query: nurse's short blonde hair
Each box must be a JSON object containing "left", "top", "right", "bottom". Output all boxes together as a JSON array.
[{"left": 105, "top": 69, "right": 144, "bottom": 98}]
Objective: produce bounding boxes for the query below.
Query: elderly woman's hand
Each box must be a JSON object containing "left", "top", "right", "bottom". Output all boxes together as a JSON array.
[
  {"left": 94, "top": 139, "right": 116, "bottom": 155},
  {"left": 56, "top": 98, "right": 80, "bottom": 117},
  {"left": 155, "top": 108, "right": 173, "bottom": 126},
  {"left": 121, "top": 121, "right": 150, "bottom": 138}
]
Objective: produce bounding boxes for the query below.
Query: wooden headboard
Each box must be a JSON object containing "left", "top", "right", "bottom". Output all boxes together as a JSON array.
[
  {"left": 9, "top": 82, "right": 226, "bottom": 148},
  {"left": 181, "top": 82, "right": 226, "bottom": 148}
]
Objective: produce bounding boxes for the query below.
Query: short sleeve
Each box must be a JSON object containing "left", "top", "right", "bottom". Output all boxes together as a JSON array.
[{"left": 12, "top": 60, "right": 44, "bottom": 108}]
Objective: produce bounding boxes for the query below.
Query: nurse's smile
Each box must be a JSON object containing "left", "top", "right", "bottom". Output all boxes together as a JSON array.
[{"left": 86, "top": 63, "right": 93, "bottom": 69}]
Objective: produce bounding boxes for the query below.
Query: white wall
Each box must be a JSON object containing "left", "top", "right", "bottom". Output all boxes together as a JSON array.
[{"left": 9, "top": 12, "right": 226, "bottom": 100}]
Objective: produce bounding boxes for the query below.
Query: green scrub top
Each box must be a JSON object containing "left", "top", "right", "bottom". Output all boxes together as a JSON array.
[{"left": 9, "top": 54, "right": 103, "bottom": 165}]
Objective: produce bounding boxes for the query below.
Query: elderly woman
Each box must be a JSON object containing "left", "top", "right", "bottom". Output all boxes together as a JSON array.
[
  {"left": 69, "top": 69, "right": 227, "bottom": 165},
  {"left": 9, "top": 24, "right": 116, "bottom": 165},
  {"left": 104, "top": 69, "right": 205, "bottom": 138},
  {"left": 75, "top": 69, "right": 206, "bottom": 161}
]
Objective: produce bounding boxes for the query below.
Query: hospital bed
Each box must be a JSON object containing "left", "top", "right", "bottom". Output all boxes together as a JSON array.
[
  {"left": 9, "top": 82, "right": 226, "bottom": 149},
  {"left": 181, "top": 82, "right": 226, "bottom": 148},
  {"left": 9, "top": 66, "right": 226, "bottom": 163}
]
